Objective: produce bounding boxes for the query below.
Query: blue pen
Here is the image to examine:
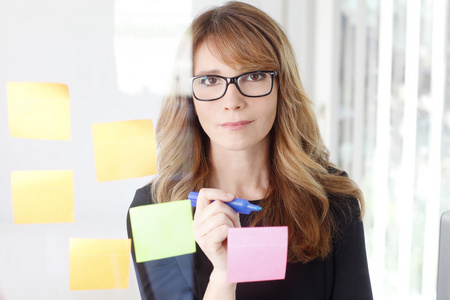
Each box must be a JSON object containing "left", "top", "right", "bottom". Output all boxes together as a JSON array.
[{"left": 188, "top": 191, "right": 262, "bottom": 214}]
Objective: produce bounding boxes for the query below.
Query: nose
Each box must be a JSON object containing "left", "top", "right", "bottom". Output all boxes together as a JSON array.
[{"left": 222, "top": 83, "right": 245, "bottom": 110}]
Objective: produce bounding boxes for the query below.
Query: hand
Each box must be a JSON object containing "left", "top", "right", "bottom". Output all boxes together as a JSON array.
[{"left": 193, "top": 188, "right": 241, "bottom": 271}]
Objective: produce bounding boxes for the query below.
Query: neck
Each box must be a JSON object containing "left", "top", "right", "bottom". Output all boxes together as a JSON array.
[{"left": 208, "top": 141, "right": 270, "bottom": 200}]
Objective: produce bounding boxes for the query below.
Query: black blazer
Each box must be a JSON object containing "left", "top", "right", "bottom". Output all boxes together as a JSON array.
[{"left": 126, "top": 184, "right": 373, "bottom": 300}]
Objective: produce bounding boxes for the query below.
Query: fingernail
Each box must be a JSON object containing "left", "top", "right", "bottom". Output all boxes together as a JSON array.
[{"left": 225, "top": 193, "right": 235, "bottom": 199}]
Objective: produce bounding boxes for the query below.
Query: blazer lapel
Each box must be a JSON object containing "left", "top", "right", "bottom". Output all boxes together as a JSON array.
[{"left": 175, "top": 253, "right": 198, "bottom": 298}]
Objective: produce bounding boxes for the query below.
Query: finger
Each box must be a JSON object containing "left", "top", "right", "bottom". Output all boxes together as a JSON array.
[
  {"left": 196, "top": 224, "right": 230, "bottom": 265},
  {"left": 195, "top": 200, "right": 240, "bottom": 228},
  {"left": 194, "top": 211, "right": 235, "bottom": 238},
  {"left": 195, "top": 188, "right": 235, "bottom": 213},
  {"left": 208, "top": 201, "right": 241, "bottom": 228},
  {"left": 198, "top": 224, "right": 230, "bottom": 248}
]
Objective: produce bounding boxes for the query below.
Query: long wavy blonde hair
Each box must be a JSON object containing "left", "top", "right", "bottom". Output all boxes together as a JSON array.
[{"left": 151, "top": 1, "right": 364, "bottom": 263}]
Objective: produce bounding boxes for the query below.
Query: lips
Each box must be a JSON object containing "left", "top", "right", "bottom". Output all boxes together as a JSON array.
[{"left": 220, "top": 120, "right": 253, "bottom": 131}]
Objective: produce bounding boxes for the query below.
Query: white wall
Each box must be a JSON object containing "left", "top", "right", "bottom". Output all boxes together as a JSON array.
[{"left": 0, "top": 0, "right": 187, "bottom": 299}]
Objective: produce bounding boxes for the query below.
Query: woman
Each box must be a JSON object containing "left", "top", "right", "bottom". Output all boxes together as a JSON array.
[{"left": 127, "top": 1, "right": 373, "bottom": 299}]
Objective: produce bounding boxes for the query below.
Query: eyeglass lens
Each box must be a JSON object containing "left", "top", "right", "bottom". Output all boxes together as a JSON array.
[{"left": 192, "top": 71, "right": 274, "bottom": 101}]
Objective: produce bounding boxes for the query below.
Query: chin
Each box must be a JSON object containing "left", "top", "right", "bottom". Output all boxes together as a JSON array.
[
  {"left": 214, "top": 139, "right": 260, "bottom": 152},
  {"left": 209, "top": 133, "right": 270, "bottom": 153}
]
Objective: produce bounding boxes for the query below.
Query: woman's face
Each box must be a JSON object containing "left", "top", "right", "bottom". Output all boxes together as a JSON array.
[{"left": 192, "top": 42, "right": 278, "bottom": 153}]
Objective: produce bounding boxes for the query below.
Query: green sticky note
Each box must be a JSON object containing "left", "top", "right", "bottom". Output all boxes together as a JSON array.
[{"left": 129, "top": 200, "right": 196, "bottom": 262}]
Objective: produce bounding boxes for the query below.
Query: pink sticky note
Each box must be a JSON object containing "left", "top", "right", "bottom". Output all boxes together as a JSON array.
[{"left": 227, "top": 226, "right": 288, "bottom": 283}]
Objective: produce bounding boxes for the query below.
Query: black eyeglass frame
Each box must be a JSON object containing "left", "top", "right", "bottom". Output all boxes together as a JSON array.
[{"left": 191, "top": 70, "right": 278, "bottom": 101}]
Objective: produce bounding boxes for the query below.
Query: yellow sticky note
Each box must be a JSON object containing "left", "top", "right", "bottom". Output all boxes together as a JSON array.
[
  {"left": 69, "top": 238, "right": 131, "bottom": 290},
  {"left": 92, "top": 119, "right": 157, "bottom": 181},
  {"left": 7, "top": 82, "right": 71, "bottom": 140},
  {"left": 11, "top": 170, "right": 74, "bottom": 224}
]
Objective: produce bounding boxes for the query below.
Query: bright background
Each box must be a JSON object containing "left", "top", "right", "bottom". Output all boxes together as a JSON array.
[{"left": 0, "top": 0, "right": 449, "bottom": 299}]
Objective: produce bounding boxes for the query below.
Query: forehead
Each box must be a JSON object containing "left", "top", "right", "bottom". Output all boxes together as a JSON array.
[{"left": 193, "top": 42, "right": 243, "bottom": 76}]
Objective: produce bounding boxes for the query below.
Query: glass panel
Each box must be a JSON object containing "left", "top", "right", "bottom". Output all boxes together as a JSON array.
[{"left": 338, "top": 0, "right": 450, "bottom": 298}]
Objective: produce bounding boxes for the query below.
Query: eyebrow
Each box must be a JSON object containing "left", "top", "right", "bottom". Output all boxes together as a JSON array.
[
  {"left": 193, "top": 69, "right": 222, "bottom": 76},
  {"left": 193, "top": 67, "right": 253, "bottom": 77}
]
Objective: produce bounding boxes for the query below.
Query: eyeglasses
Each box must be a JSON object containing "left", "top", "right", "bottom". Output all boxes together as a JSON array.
[{"left": 191, "top": 71, "right": 277, "bottom": 101}]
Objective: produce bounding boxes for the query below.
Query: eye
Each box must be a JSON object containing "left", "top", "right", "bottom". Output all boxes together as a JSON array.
[
  {"left": 243, "top": 72, "right": 266, "bottom": 82},
  {"left": 199, "top": 76, "right": 220, "bottom": 87}
]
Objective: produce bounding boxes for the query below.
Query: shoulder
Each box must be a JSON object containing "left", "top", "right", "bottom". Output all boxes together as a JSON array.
[
  {"left": 329, "top": 195, "right": 361, "bottom": 234},
  {"left": 326, "top": 167, "right": 362, "bottom": 224},
  {"left": 130, "top": 183, "right": 155, "bottom": 209},
  {"left": 328, "top": 196, "right": 362, "bottom": 256}
]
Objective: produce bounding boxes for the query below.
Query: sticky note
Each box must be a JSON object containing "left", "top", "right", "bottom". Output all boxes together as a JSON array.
[
  {"left": 11, "top": 170, "right": 74, "bottom": 224},
  {"left": 129, "top": 200, "right": 195, "bottom": 262},
  {"left": 7, "top": 82, "right": 71, "bottom": 140},
  {"left": 92, "top": 119, "right": 157, "bottom": 181},
  {"left": 69, "top": 238, "right": 131, "bottom": 290},
  {"left": 227, "top": 226, "right": 288, "bottom": 283}
]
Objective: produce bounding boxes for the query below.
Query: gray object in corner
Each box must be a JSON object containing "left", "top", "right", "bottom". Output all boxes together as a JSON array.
[{"left": 437, "top": 210, "right": 450, "bottom": 300}]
